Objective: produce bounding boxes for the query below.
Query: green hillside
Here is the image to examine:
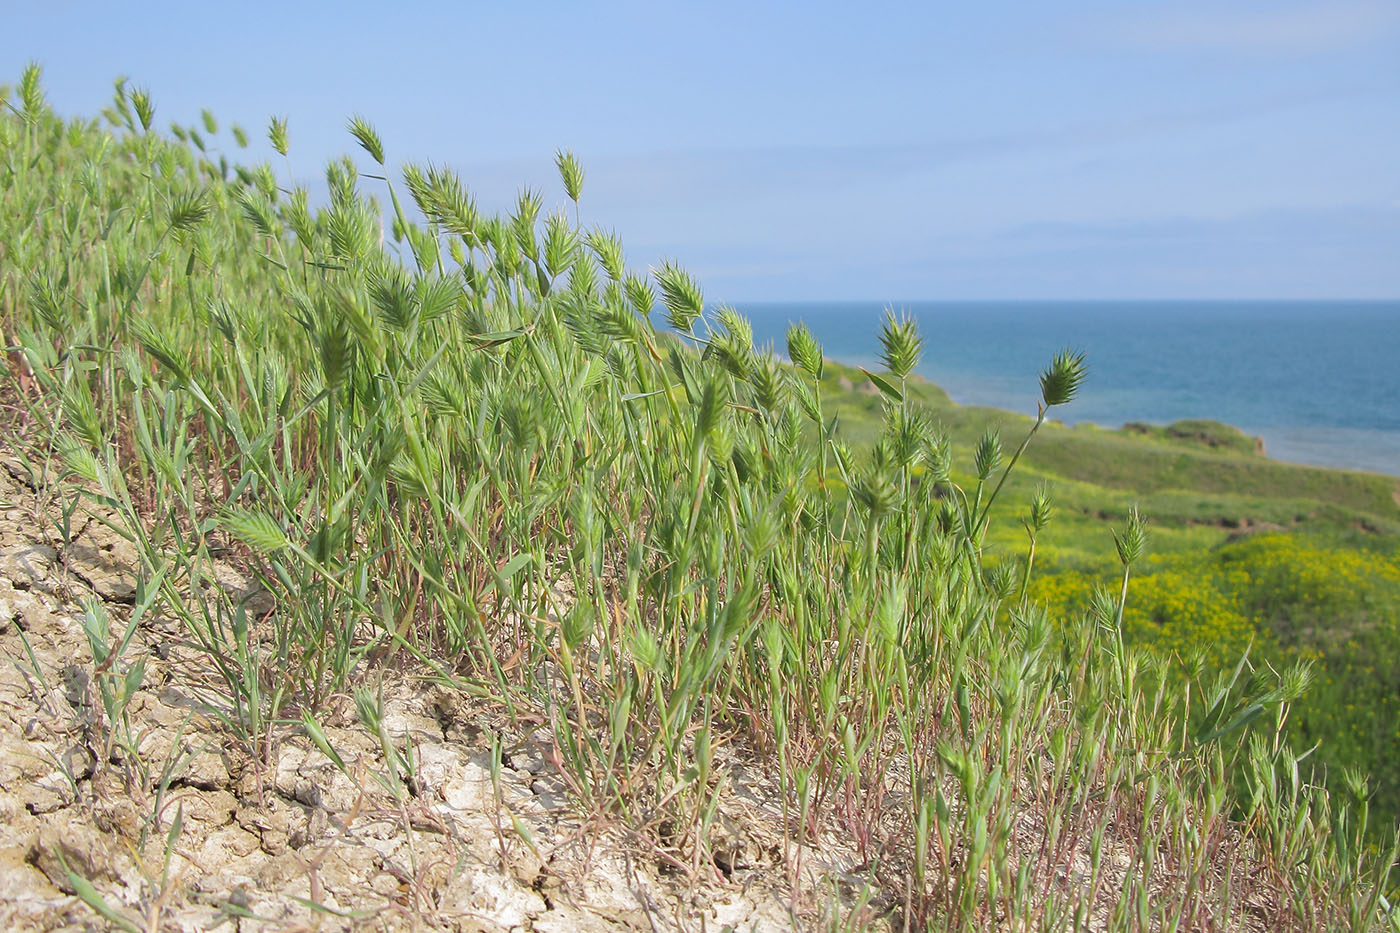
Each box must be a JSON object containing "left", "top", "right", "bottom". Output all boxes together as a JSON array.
[{"left": 821, "top": 360, "right": 1400, "bottom": 828}]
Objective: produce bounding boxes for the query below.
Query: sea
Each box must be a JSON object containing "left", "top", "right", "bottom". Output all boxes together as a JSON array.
[{"left": 724, "top": 301, "right": 1400, "bottom": 478}]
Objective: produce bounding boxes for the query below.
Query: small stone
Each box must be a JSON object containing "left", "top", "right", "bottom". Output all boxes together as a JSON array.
[
  {"left": 509, "top": 847, "right": 544, "bottom": 886},
  {"left": 58, "top": 744, "right": 94, "bottom": 782},
  {"left": 60, "top": 666, "right": 89, "bottom": 709},
  {"left": 19, "top": 781, "right": 73, "bottom": 815},
  {"left": 1, "top": 544, "right": 56, "bottom": 589},
  {"left": 318, "top": 844, "right": 377, "bottom": 892},
  {"left": 200, "top": 825, "right": 261, "bottom": 861},
  {"left": 92, "top": 796, "right": 143, "bottom": 840},
  {"left": 0, "top": 845, "right": 60, "bottom": 914},
  {"left": 1, "top": 588, "right": 49, "bottom": 629},
  {"left": 260, "top": 828, "right": 289, "bottom": 855},
  {"left": 179, "top": 790, "right": 238, "bottom": 830},
  {"left": 530, "top": 778, "right": 565, "bottom": 812},
  {"left": 292, "top": 780, "right": 322, "bottom": 808},
  {"left": 62, "top": 525, "right": 140, "bottom": 603},
  {"left": 235, "top": 771, "right": 261, "bottom": 800},
  {"left": 420, "top": 746, "right": 492, "bottom": 813},
  {"left": 370, "top": 871, "right": 402, "bottom": 897},
  {"left": 183, "top": 748, "right": 230, "bottom": 790},
  {"left": 254, "top": 851, "right": 303, "bottom": 888},
  {"left": 29, "top": 821, "right": 130, "bottom": 891},
  {"left": 290, "top": 807, "right": 330, "bottom": 849}
]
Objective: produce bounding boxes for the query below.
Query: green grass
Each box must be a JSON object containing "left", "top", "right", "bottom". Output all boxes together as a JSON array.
[
  {"left": 1122, "top": 418, "right": 1263, "bottom": 456},
  {"left": 4, "top": 65, "right": 1399, "bottom": 930},
  {"left": 821, "top": 357, "right": 1400, "bottom": 836}
]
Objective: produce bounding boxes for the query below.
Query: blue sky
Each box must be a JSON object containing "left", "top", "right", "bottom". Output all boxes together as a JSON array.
[{"left": 6, "top": 1, "right": 1398, "bottom": 299}]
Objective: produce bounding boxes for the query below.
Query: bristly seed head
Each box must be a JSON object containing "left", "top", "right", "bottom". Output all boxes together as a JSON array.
[
  {"left": 878, "top": 308, "right": 923, "bottom": 381},
  {"left": 555, "top": 148, "right": 585, "bottom": 203},
  {"left": 655, "top": 260, "right": 704, "bottom": 334},
  {"left": 1040, "top": 348, "right": 1087, "bottom": 408},
  {"left": 1029, "top": 485, "right": 1052, "bottom": 532},
  {"left": 347, "top": 115, "right": 385, "bottom": 166},
  {"left": 19, "top": 61, "right": 45, "bottom": 120},
  {"left": 1114, "top": 506, "right": 1148, "bottom": 567},
  {"left": 268, "top": 115, "right": 290, "bottom": 156},
  {"left": 167, "top": 189, "right": 211, "bottom": 233},
  {"left": 586, "top": 227, "right": 625, "bottom": 282},
  {"left": 130, "top": 86, "right": 155, "bottom": 133},
  {"left": 624, "top": 272, "right": 657, "bottom": 318},
  {"left": 925, "top": 432, "right": 952, "bottom": 484},
  {"left": 786, "top": 322, "right": 823, "bottom": 379},
  {"left": 975, "top": 427, "right": 1002, "bottom": 481}
]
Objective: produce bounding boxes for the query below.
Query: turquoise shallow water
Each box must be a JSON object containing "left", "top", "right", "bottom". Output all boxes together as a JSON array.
[{"left": 725, "top": 301, "right": 1400, "bottom": 477}]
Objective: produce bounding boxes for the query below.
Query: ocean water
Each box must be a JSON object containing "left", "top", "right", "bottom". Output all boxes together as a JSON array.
[{"left": 727, "top": 301, "right": 1400, "bottom": 478}]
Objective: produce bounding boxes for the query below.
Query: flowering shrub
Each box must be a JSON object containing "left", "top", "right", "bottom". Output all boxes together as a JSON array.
[
  {"left": 1034, "top": 531, "right": 1400, "bottom": 830},
  {"left": 1031, "top": 561, "right": 1253, "bottom": 665}
]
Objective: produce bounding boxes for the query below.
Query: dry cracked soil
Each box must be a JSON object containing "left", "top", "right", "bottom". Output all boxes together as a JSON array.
[{"left": 0, "top": 459, "right": 875, "bottom": 932}]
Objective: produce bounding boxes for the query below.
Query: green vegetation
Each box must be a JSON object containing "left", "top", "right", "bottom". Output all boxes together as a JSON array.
[
  {"left": 3, "top": 65, "right": 1399, "bottom": 928},
  {"left": 766, "top": 352, "right": 1400, "bottom": 859},
  {"left": 820, "top": 360, "right": 1400, "bottom": 832},
  {"left": 1122, "top": 419, "right": 1263, "bottom": 456}
]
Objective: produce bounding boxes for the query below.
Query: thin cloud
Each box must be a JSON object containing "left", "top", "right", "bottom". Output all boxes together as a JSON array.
[
  {"left": 453, "top": 87, "right": 1365, "bottom": 216},
  {"left": 738, "top": 205, "right": 1400, "bottom": 301},
  {"left": 1104, "top": 1, "right": 1400, "bottom": 54},
  {"left": 999, "top": 204, "right": 1400, "bottom": 244}
]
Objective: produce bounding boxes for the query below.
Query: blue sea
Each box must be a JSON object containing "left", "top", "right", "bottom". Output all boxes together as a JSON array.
[{"left": 726, "top": 301, "right": 1400, "bottom": 478}]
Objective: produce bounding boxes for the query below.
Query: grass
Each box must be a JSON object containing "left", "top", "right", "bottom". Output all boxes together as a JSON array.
[
  {"left": 3, "top": 64, "right": 1399, "bottom": 929},
  {"left": 1122, "top": 419, "right": 1263, "bottom": 456},
  {"left": 821, "top": 359, "right": 1400, "bottom": 838}
]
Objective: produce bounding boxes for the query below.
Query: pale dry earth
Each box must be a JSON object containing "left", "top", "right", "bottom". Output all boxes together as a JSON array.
[{"left": 0, "top": 460, "right": 878, "bottom": 932}]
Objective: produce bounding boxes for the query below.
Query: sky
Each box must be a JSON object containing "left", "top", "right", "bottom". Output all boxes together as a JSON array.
[{"left": 4, "top": 0, "right": 1398, "bottom": 300}]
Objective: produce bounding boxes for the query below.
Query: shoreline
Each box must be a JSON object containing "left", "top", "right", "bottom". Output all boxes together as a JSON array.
[
  {"left": 726, "top": 300, "right": 1400, "bottom": 481},
  {"left": 822, "top": 355, "right": 1400, "bottom": 480}
]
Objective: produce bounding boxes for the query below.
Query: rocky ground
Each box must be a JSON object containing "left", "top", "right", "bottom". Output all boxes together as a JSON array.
[{"left": 0, "top": 460, "right": 875, "bottom": 932}]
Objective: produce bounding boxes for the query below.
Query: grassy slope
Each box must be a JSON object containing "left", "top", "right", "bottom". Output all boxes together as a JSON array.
[
  {"left": 823, "top": 359, "right": 1400, "bottom": 829},
  {"left": 4, "top": 67, "right": 1399, "bottom": 928},
  {"left": 821, "top": 360, "right": 1400, "bottom": 561}
]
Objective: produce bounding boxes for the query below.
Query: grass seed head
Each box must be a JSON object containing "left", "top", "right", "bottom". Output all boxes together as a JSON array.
[
  {"left": 1040, "top": 347, "right": 1087, "bottom": 408},
  {"left": 878, "top": 308, "right": 922, "bottom": 381},
  {"left": 975, "top": 426, "right": 1002, "bottom": 480},
  {"left": 785, "top": 321, "right": 824, "bottom": 379},
  {"left": 268, "top": 114, "right": 289, "bottom": 155},
  {"left": 347, "top": 114, "right": 385, "bottom": 166},
  {"left": 555, "top": 147, "right": 585, "bottom": 203},
  {"left": 655, "top": 260, "right": 704, "bottom": 334},
  {"left": 1029, "top": 485, "right": 1052, "bottom": 531},
  {"left": 1114, "top": 506, "right": 1148, "bottom": 567},
  {"left": 20, "top": 61, "right": 45, "bottom": 120}
]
